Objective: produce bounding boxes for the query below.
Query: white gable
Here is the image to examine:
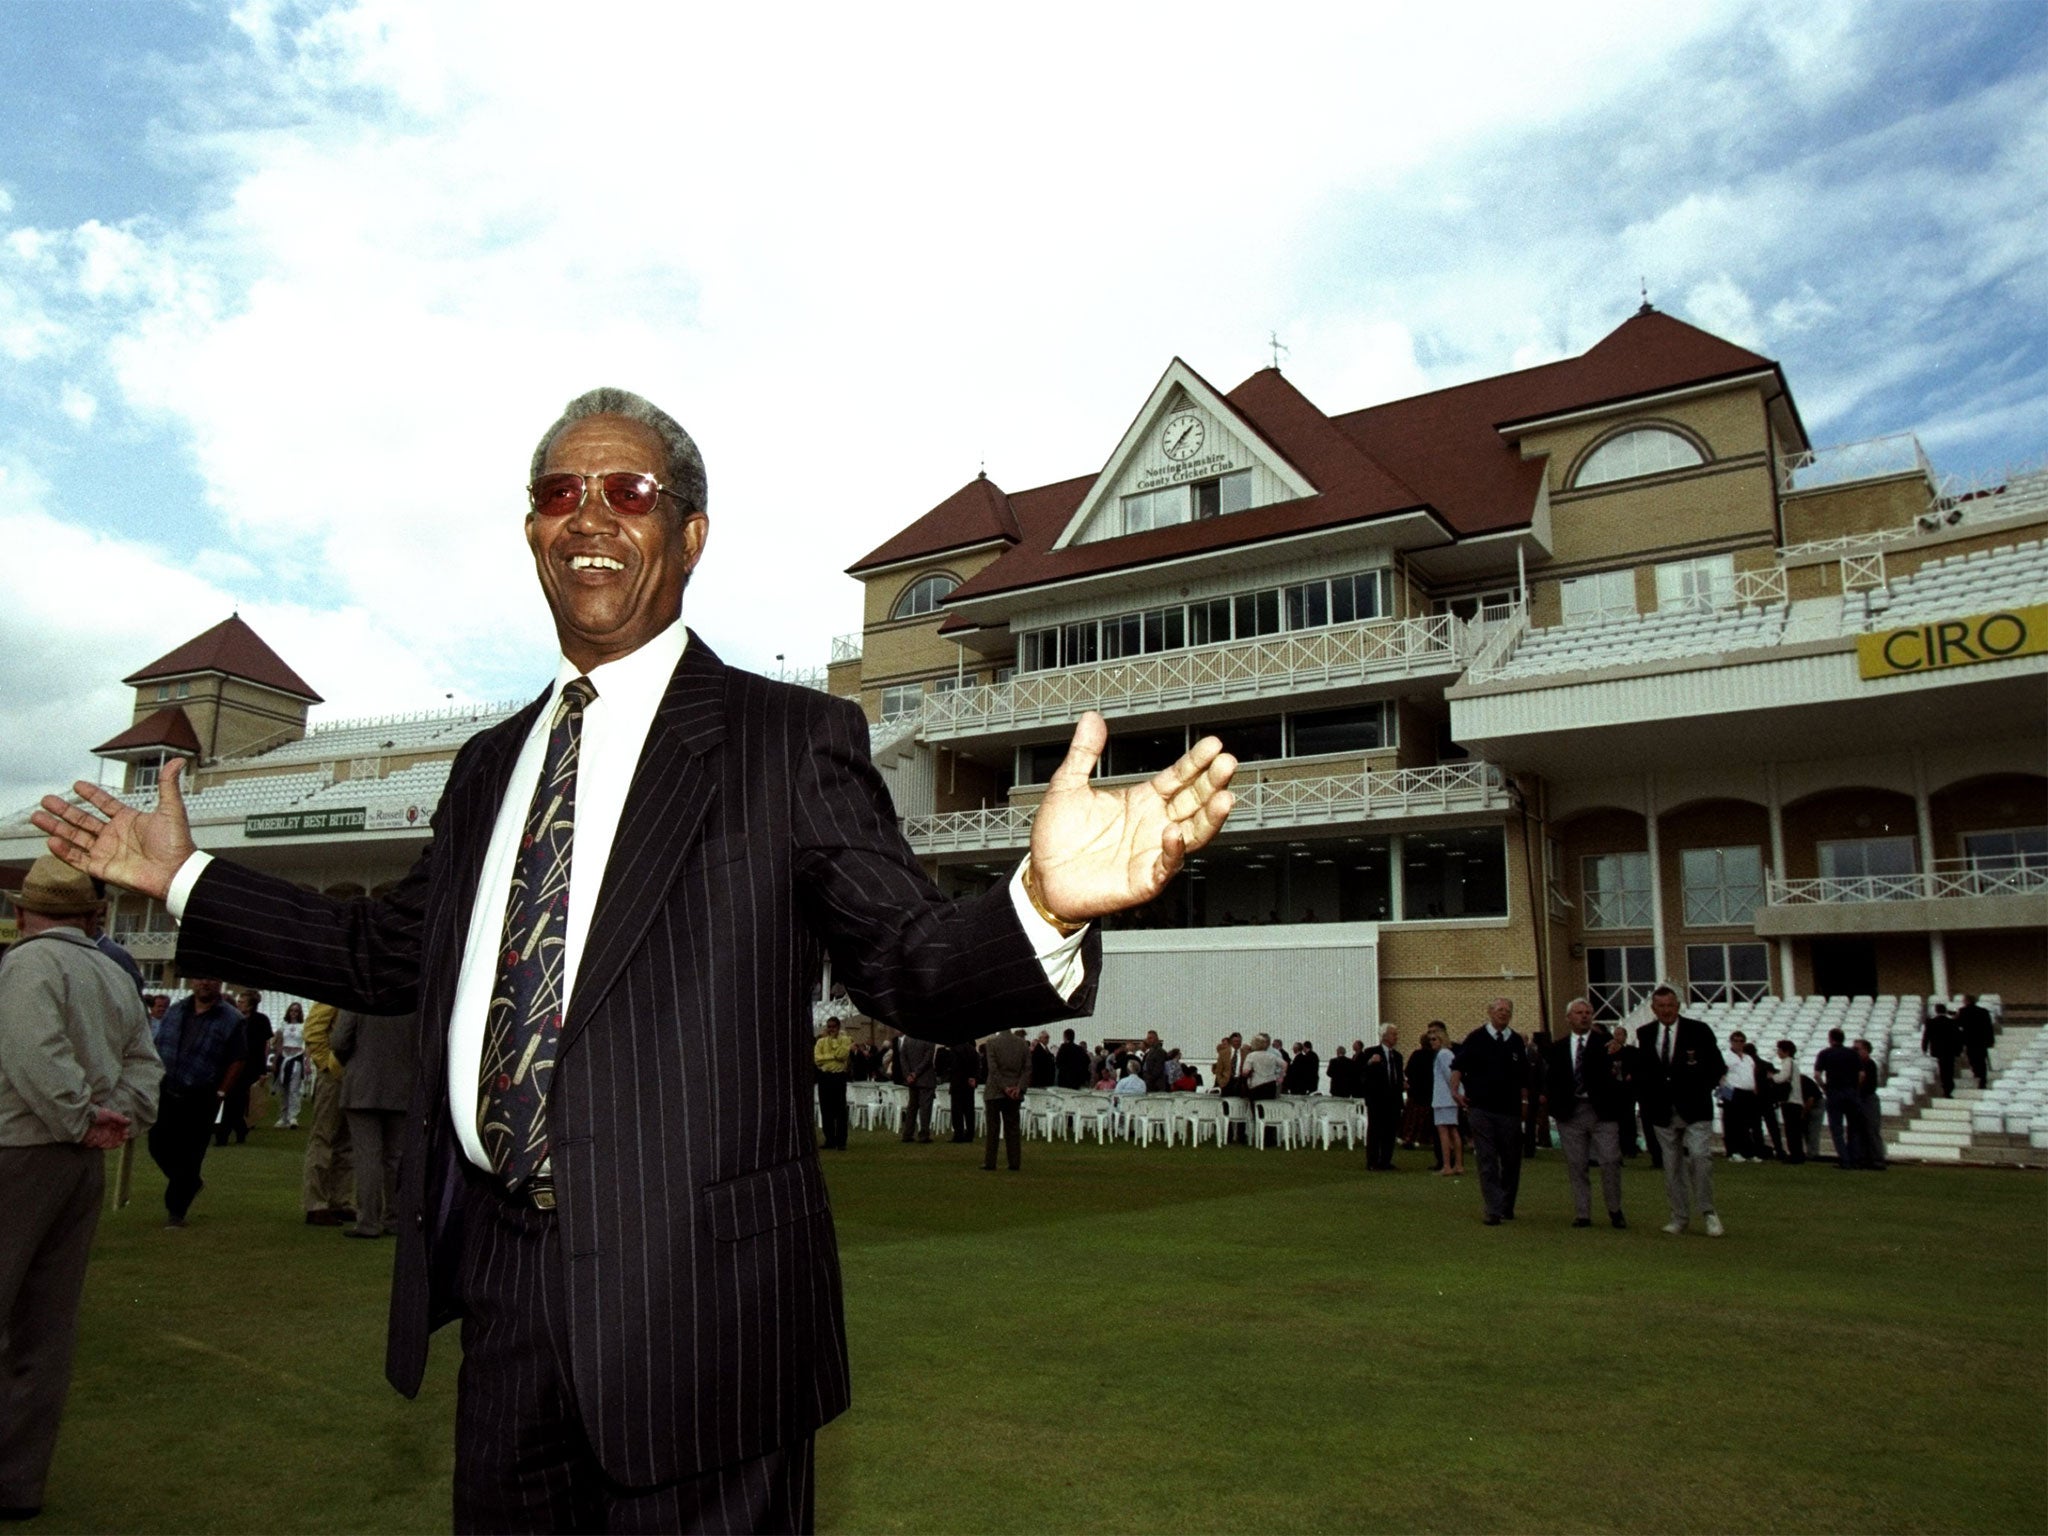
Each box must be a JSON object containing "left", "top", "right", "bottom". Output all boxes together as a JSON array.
[{"left": 1052, "top": 360, "right": 1316, "bottom": 550}]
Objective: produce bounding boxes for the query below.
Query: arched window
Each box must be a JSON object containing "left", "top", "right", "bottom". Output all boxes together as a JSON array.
[
  {"left": 1572, "top": 427, "right": 1705, "bottom": 489},
  {"left": 892, "top": 573, "right": 958, "bottom": 620}
]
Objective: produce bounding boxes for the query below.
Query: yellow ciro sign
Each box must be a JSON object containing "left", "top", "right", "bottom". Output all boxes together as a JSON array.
[{"left": 1857, "top": 605, "right": 2048, "bottom": 679}]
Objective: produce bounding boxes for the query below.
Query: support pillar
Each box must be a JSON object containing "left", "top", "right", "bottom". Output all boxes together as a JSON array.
[
  {"left": 1387, "top": 834, "right": 1405, "bottom": 923},
  {"left": 1766, "top": 762, "right": 1795, "bottom": 997},
  {"left": 1644, "top": 774, "right": 1668, "bottom": 988},
  {"left": 1912, "top": 751, "right": 1950, "bottom": 999}
]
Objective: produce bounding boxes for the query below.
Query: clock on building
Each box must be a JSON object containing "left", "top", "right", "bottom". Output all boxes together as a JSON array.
[{"left": 1161, "top": 412, "right": 1205, "bottom": 462}]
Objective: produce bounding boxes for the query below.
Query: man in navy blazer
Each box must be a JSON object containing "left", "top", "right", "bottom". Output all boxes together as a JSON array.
[
  {"left": 35, "top": 388, "right": 1239, "bottom": 1533},
  {"left": 1634, "top": 985, "right": 1728, "bottom": 1237}
]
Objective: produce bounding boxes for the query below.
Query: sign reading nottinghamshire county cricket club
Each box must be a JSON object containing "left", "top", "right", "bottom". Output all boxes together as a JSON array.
[{"left": 1857, "top": 605, "right": 2048, "bottom": 680}]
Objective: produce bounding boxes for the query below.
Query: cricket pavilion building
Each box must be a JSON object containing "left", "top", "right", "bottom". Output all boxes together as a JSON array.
[{"left": 3, "top": 308, "right": 2043, "bottom": 1157}]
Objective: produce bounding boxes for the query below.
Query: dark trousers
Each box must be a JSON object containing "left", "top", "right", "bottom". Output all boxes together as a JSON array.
[
  {"left": 453, "top": 1171, "right": 814, "bottom": 1534},
  {"left": 1762, "top": 1098, "right": 1788, "bottom": 1160},
  {"left": 1639, "top": 1106, "right": 1664, "bottom": 1168},
  {"left": 816, "top": 1074, "right": 848, "bottom": 1150},
  {"left": 0, "top": 1145, "right": 103, "bottom": 1511},
  {"left": 1825, "top": 1090, "right": 1864, "bottom": 1167},
  {"left": 346, "top": 1108, "right": 406, "bottom": 1235},
  {"left": 1723, "top": 1090, "right": 1761, "bottom": 1158},
  {"left": 1467, "top": 1106, "right": 1522, "bottom": 1220},
  {"left": 1859, "top": 1095, "right": 1889, "bottom": 1170},
  {"left": 1966, "top": 1046, "right": 1988, "bottom": 1089},
  {"left": 215, "top": 1078, "right": 253, "bottom": 1145},
  {"left": 948, "top": 1084, "right": 976, "bottom": 1142},
  {"left": 1779, "top": 1101, "right": 1807, "bottom": 1163},
  {"left": 900, "top": 1085, "right": 934, "bottom": 1141},
  {"left": 982, "top": 1096, "right": 1022, "bottom": 1170},
  {"left": 1363, "top": 1094, "right": 1400, "bottom": 1169},
  {"left": 149, "top": 1084, "right": 219, "bottom": 1220}
]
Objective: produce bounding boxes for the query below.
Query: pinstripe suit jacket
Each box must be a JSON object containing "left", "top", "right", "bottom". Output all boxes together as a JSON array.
[{"left": 176, "top": 634, "right": 1099, "bottom": 1483}]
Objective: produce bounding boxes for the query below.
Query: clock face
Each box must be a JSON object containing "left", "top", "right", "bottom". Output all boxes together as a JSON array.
[{"left": 1161, "top": 412, "right": 1205, "bottom": 462}]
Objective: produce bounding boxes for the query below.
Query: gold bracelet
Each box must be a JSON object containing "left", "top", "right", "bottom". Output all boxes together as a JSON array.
[{"left": 1021, "top": 858, "right": 1086, "bottom": 937}]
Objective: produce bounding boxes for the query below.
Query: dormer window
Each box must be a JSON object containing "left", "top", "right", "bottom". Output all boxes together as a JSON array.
[
  {"left": 1572, "top": 427, "right": 1705, "bottom": 488},
  {"left": 1121, "top": 470, "right": 1253, "bottom": 536},
  {"left": 891, "top": 573, "right": 958, "bottom": 620}
]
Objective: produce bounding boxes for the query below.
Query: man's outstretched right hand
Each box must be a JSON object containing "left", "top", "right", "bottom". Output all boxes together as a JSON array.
[{"left": 31, "top": 756, "right": 198, "bottom": 902}]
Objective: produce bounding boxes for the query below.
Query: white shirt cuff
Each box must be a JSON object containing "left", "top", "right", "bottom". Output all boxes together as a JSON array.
[
  {"left": 1008, "top": 860, "right": 1089, "bottom": 1003},
  {"left": 164, "top": 851, "right": 215, "bottom": 922}
]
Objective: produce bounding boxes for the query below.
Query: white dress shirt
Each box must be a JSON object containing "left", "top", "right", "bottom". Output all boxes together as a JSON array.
[{"left": 167, "top": 617, "right": 1087, "bottom": 1170}]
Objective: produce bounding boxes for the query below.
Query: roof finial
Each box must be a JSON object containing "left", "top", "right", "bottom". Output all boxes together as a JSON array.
[
  {"left": 1637, "top": 277, "right": 1654, "bottom": 316},
  {"left": 978, "top": 457, "right": 986, "bottom": 480},
  {"left": 1268, "top": 330, "right": 1289, "bottom": 371}
]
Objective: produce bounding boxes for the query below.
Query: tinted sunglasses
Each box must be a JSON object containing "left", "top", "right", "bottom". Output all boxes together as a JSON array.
[{"left": 528, "top": 471, "right": 682, "bottom": 518}]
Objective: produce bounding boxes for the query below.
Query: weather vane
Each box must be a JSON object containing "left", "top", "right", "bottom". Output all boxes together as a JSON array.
[{"left": 1268, "top": 330, "right": 1289, "bottom": 370}]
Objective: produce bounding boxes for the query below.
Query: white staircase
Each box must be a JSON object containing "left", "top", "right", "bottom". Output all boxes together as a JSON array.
[{"left": 1884, "top": 1024, "right": 2048, "bottom": 1166}]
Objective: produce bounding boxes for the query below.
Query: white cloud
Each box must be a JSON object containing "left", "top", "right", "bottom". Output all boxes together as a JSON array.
[{"left": 57, "top": 383, "right": 96, "bottom": 425}]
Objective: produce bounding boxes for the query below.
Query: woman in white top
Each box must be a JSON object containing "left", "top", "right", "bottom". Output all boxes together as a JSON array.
[{"left": 270, "top": 1001, "right": 308, "bottom": 1129}]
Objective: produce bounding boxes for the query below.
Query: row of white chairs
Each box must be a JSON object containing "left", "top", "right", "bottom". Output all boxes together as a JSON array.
[{"left": 831, "top": 1082, "right": 1377, "bottom": 1151}]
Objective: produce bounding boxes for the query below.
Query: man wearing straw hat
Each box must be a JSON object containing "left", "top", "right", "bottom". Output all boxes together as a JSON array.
[{"left": 0, "top": 855, "right": 162, "bottom": 1521}]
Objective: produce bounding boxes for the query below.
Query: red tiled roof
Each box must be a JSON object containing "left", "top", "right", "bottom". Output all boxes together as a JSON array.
[
  {"left": 849, "top": 472, "right": 1023, "bottom": 574},
  {"left": 894, "top": 310, "right": 1788, "bottom": 605},
  {"left": 94, "top": 705, "right": 203, "bottom": 757},
  {"left": 122, "top": 615, "right": 323, "bottom": 703}
]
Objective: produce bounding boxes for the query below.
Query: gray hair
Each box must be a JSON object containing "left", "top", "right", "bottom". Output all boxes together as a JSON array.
[
  {"left": 529, "top": 387, "right": 708, "bottom": 519},
  {"left": 1565, "top": 997, "right": 1592, "bottom": 1014}
]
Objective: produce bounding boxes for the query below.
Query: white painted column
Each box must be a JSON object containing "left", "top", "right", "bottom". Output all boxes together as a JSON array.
[
  {"left": 1387, "top": 834, "right": 1405, "bottom": 923},
  {"left": 1766, "top": 762, "right": 1795, "bottom": 997},
  {"left": 1912, "top": 751, "right": 1950, "bottom": 999},
  {"left": 1644, "top": 774, "right": 1669, "bottom": 987}
]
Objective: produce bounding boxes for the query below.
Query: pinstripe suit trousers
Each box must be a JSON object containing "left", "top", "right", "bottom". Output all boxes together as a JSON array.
[{"left": 452, "top": 1165, "right": 815, "bottom": 1535}]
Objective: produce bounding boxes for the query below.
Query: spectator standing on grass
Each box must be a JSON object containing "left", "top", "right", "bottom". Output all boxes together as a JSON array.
[
  {"left": 1358, "top": 1025, "right": 1403, "bottom": 1171},
  {"left": 1814, "top": 1028, "right": 1866, "bottom": 1169},
  {"left": 1957, "top": 995, "right": 1994, "bottom": 1089},
  {"left": 1030, "top": 1031, "right": 1057, "bottom": 1089},
  {"left": 0, "top": 855, "right": 162, "bottom": 1523},
  {"left": 1635, "top": 986, "right": 1726, "bottom": 1237},
  {"left": 1140, "top": 1030, "right": 1169, "bottom": 1093},
  {"left": 1721, "top": 1030, "right": 1763, "bottom": 1161},
  {"left": 1769, "top": 1040, "right": 1808, "bottom": 1164},
  {"left": 148, "top": 976, "right": 245, "bottom": 1227},
  {"left": 1544, "top": 1000, "right": 1626, "bottom": 1229},
  {"left": 1402, "top": 1030, "right": 1437, "bottom": 1150},
  {"left": 217, "top": 988, "right": 273, "bottom": 1146},
  {"left": 271, "top": 1002, "right": 307, "bottom": 1129},
  {"left": 898, "top": 1035, "right": 938, "bottom": 1144},
  {"left": 814, "top": 1018, "right": 851, "bottom": 1151},
  {"left": 1522, "top": 1029, "right": 1552, "bottom": 1155},
  {"left": 332, "top": 1009, "right": 417, "bottom": 1239},
  {"left": 1451, "top": 998, "right": 1526, "bottom": 1225},
  {"left": 299, "top": 1002, "right": 354, "bottom": 1226},
  {"left": 1326, "top": 1043, "right": 1355, "bottom": 1099},
  {"left": 1431, "top": 1028, "right": 1462, "bottom": 1175},
  {"left": 944, "top": 1032, "right": 978, "bottom": 1145},
  {"left": 982, "top": 1029, "right": 1031, "bottom": 1172},
  {"left": 1853, "top": 1039, "right": 1889, "bottom": 1173},
  {"left": 1056, "top": 1027, "right": 1090, "bottom": 1089}
]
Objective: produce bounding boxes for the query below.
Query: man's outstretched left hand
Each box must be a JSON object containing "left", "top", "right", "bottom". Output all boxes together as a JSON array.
[{"left": 1028, "top": 710, "right": 1236, "bottom": 924}]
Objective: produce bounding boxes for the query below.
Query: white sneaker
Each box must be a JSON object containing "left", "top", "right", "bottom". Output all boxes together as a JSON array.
[
  {"left": 1704, "top": 1212, "right": 1725, "bottom": 1237},
  {"left": 1662, "top": 1219, "right": 1687, "bottom": 1235}
]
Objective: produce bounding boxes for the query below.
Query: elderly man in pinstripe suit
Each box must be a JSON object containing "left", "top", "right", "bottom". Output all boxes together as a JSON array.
[{"left": 35, "top": 387, "right": 1238, "bottom": 1534}]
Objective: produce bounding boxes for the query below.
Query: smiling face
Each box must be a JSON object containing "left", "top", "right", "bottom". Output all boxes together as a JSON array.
[{"left": 525, "top": 414, "right": 708, "bottom": 672}]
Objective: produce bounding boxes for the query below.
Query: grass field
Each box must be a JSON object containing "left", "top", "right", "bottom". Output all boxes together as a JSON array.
[{"left": 44, "top": 1125, "right": 2048, "bottom": 1534}]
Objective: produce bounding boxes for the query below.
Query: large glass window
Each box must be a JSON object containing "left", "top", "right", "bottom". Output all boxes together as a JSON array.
[
  {"left": 891, "top": 573, "right": 957, "bottom": 620},
  {"left": 1583, "top": 851, "right": 1653, "bottom": 930},
  {"left": 1687, "top": 943, "right": 1771, "bottom": 1005},
  {"left": 1586, "top": 945, "right": 1657, "bottom": 1021},
  {"left": 1655, "top": 555, "right": 1735, "bottom": 613},
  {"left": 1122, "top": 484, "right": 1191, "bottom": 535},
  {"left": 1194, "top": 717, "right": 1282, "bottom": 763},
  {"left": 1561, "top": 570, "right": 1637, "bottom": 627},
  {"left": 1288, "top": 703, "right": 1393, "bottom": 757},
  {"left": 1105, "top": 728, "right": 1187, "bottom": 778},
  {"left": 1681, "top": 846, "right": 1764, "bottom": 926},
  {"left": 878, "top": 684, "right": 924, "bottom": 720},
  {"left": 1191, "top": 471, "right": 1254, "bottom": 520},
  {"left": 1817, "top": 837, "right": 1917, "bottom": 901},
  {"left": 1403, "top": 827, "right": 1508, "bottom": 920},
  {"left": 1573, "top": 427, "right": 1705, "bottom": 488},
  {"left": 1962, "top": 828, "right": 2048, "bottom": 894}
]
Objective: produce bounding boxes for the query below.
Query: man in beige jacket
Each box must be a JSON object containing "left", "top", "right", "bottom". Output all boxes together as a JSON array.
[{"left": 0, "top": 855, "right": 162, "bottom": 1520}]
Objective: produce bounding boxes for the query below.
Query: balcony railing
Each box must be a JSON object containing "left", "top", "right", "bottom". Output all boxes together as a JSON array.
[
  {"left": 831, "top": 633, "right": 864, "bottom": 664},
  {"left": 901, "top": 760, "right": 1509, "bottom": 854},
  {"left": 916, "top": 613, "right": 1469, "bottom": 738},
  {"left": 1767, "top": 855, "right": 2048, "bottom": 907},
  {"left": 1778, "top": 432, "right": 1932, "bottom": 494}
]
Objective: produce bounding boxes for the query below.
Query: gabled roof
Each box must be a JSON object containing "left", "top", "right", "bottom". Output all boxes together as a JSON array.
[
  {"left": 94, "top": 706, "right": 203, "bottom": 757},
  {"left": 887, "top": 309, "right": 1793, "bottom": 607},
  {"left": 848, "top": 472, "right": 1022, "bottom": 574},
  {"left": 122, "top": 615, "right": 323, "bottom": 703}
]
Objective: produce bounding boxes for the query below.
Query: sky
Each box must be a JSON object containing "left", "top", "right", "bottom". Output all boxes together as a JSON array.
[{"left": 1, "top": 0, "right": 2044, "bottom": 815}]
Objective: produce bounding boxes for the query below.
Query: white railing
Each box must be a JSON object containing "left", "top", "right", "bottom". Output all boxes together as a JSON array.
[
  {"left": 915, "top": 613, "right": 1469, "bottom": 737},
  {"left": 831, "top": 633, "right": 864, "bottom": 664},
  {"left": 1463, "top": 599, "right": 1529, "bottom": 678},
  {"left": 1732, "top": 566, "right": 1788, "bottom": 607},
  {"left": 867, "top": 712, "right": 921, "bottom": 763},
  {"left": 1767, "top": 855, "right": 2048, "bottom": 907},
  {"left": 1779, "top": 432, "right": 1932, "bottom": 494},
  {"left": 1840, "top": 550, "right": 1888, "bottom": 593},
  {"left": 781, "top": 666, "right": 830, "bottom": 692},
  {"left": 901, "top": 760, "right": 1509, "bottom": 854}
]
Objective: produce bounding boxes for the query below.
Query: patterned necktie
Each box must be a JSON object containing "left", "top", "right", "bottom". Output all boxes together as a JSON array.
[{"left": 478, "top": 675, "right": 597, "bottom": 1191}]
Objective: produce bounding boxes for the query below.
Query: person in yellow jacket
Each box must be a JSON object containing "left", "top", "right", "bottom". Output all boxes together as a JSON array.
[
  {"left": 300, "top": 1002, "right": 354, "bottom": 1225},
  {"left": 813, "top": 1018, "right": 852, "bottom": 1150}
]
